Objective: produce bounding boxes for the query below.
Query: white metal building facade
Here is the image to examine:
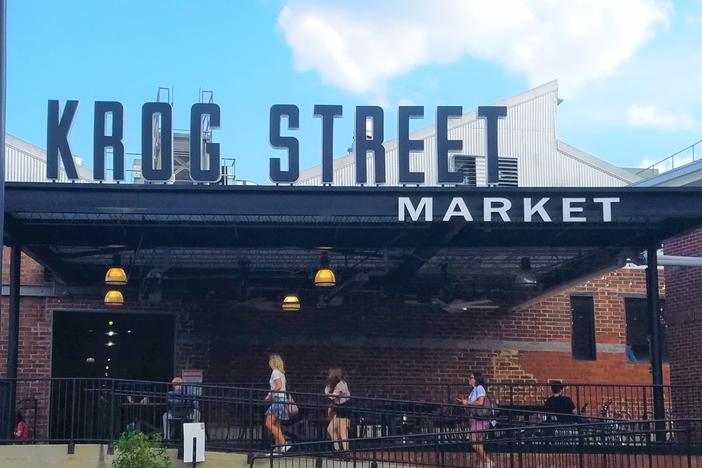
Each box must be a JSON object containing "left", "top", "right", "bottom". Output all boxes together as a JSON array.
[{"left": 297, "top": 81, "right": 640, "bottom": 188}]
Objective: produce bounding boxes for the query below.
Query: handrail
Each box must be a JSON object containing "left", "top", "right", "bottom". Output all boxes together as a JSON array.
[
  {"left": 636, "top": 139, "right": 702, "bottom": 176},
  {"left": 248, "top": 417, "right": 702, "bottom": 466}
]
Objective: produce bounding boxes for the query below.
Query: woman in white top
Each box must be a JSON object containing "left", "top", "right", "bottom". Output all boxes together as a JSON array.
[
  {"left": 458, "top": 371, "right": 494, "bottom": 468},
  {"left": 264, "top": 354, "right": 289, "bottom": 452},
  {"left": 324, "top": 367, "right": 351, "bottom": 452}
]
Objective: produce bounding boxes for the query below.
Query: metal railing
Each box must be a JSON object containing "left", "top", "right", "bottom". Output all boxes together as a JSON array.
[
  {"left": 0, "top": 378, "right": 701, "bottom": 458},
  {"left": 254, "top": 419, "right": 702, "bottom": 467},
  {"left": 359, "top": 381, "right": 702, "bottom": 420},
  {"left": 636, "top": 139, "right": 702, "bottom": 177}
]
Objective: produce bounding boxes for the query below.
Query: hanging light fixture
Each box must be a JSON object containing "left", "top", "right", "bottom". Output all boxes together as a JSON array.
[
  {"left": 515, "top": 257, "right": 538, "bottom": 286},
  {"left": 282, "top": 294, "right": 301, "bottom": 311},
  {"left": 314, "top": 251, "right": 336, "bottom": 287},
  {"left": 104, "top": 290, "right": 124, "bottom": 306},
  {"left": 105, "top": 254, "right": 127, "bottom": 285}
]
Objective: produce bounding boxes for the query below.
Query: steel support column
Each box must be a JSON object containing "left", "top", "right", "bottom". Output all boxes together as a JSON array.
[
  {"left": 6, "top": 244, "right": 20, "bottom": 436},
  {"left": 0, "top": 0, "right": 8, "bottom": 357},
  {"left": 646, "top": 243, "right": 666, "bottom": 440}
]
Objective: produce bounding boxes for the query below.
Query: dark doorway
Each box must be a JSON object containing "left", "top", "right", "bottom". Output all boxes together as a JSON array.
[{"left": 51, "top": 311, "right": 175, "bottom": 381}]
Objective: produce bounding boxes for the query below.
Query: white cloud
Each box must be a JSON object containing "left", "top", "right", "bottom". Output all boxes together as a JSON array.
[
  {"left": 278, "top": 0, "right": 671, "bottom": 98},
  {"left": 626, "top": 104, "right": 697, "bottom": 131}
]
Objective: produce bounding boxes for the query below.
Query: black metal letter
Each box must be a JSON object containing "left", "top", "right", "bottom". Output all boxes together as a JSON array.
[
  {"left": 354, "top": 106, "right": 385, "bottom": 184},
  {"left": 269, "top": 104, "right": 300, "bottom": 183},
  {"left": 314, "top": 105, "right": 343, "bottom": 184},
  {"left": 398, "top": 106, "right": 424, "bottom": 184},
  {"left": 141, "top": 102, "right": 173, "bottom": 181},
  {"left": 437, "top": 106, "right": 463, "bottom": 184},
  {"left": 47, "top": 100, "right": 79, "bottom": 180},
  {"left": 477, "top": 106, "right": 507, "bottom": 185},
  {"left": 190, "top": 103, "right": 221, "bottom": 182},
  {"left": 93, "top": 101, "right": 124, "bottom": 181}
]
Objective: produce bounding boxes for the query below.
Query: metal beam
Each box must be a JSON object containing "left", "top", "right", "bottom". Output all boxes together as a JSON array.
[
  {"left": 383, "top": 221, "right": 466, "bottom": 286},
  {"left": 23, "top": 245, "right": 80, "bottom": 284},
  {"left": 646, "top": 243, "right": 666, "bottom": 441},
  {"left": 0, "top": 0, "right": 7, "bottom": 387},
  {"left": 643, "top": 251, "right": 702, "bottom": 267},
  {"left": 6, "top": 245, "right": 19, "bottom": 437}
]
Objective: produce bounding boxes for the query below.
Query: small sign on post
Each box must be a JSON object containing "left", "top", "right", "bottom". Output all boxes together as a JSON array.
[{"left": 183, "top": 422, "right": 205, "bottom": 464}]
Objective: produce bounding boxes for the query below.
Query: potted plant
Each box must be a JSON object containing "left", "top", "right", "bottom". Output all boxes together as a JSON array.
[{"left": 112, "top": 431, "right": 171, "bottom": 468}]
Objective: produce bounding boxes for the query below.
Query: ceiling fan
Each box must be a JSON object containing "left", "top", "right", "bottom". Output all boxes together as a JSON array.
[{"left": 431, "top": 298, "right": 500, "bottom": 312}]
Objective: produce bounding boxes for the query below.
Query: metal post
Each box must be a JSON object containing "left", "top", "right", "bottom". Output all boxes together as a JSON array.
[
  {"left": 68, "top": 379, "right": 76, "bottom": 453},
  {"left": 107, "top": 379, "right": 115, "bottom": 454},
  {"left": 0, "top": 0, "right": 7, "bottom": 296},
  {"left": 6, "top": 244, "right": 19, "bottom": 436},
  {"left": 192, "top": 437, "right": 197, "bottom": 467},
  {"left": 646, "top": 244, "right": 666, "bottom": 441}
]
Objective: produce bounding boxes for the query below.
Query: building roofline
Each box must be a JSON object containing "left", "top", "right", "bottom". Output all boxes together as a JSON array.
[
  {"left": 630, "top": 159, "right": 702, "bottom": 187},
  {"left": 556, "top": 141, "right": 641, "bottom": 185}
]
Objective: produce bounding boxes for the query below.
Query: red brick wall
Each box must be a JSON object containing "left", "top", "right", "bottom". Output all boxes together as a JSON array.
[
  {"left": 663, "top": 227, "right": 702, "bottom": 417},
  {"left": 1, "top": 247, "right": 47, "bottom": 285},
  {"left": 206, "top": 268, "right": 667, "bottom": 394}
]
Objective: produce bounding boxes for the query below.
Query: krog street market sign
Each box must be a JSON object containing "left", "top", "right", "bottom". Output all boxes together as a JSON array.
[
  {"left": 44, "top": 100, "right": 620, "bottom": 224},
  {"left": 46, "top": 100, "right": 509, "bottom": 185}
]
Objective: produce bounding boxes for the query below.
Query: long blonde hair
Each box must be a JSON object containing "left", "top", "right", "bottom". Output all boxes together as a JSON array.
[{"left": 269, "top": 354, "right": 285, "bottom": 373}]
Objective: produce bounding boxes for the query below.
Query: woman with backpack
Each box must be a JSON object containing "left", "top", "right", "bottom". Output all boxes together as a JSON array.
[{"left": 458, "top": 371, "right": 495, "bottom": 468}]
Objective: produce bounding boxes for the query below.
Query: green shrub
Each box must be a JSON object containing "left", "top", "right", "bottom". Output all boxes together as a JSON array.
[{"left": 112, "top": 431, "right": 171, "bottom": 468}]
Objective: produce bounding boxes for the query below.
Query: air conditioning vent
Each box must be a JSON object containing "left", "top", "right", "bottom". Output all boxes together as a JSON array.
[
  {"left": 452, "top": 155, "right": 478, "bottom": 186},
  {"left": 497, "top": 157, "right": 518, "bottom": 187},
  {"left": 451, "top": 155, "right": 519, "bottom": 186}
]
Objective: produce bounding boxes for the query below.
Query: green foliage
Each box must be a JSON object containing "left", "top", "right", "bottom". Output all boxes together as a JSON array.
[{"left": 112, "top": 431, "right": 171, "bottom": 468}]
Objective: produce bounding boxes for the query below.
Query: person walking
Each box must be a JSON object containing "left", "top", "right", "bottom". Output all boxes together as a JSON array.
[
  {"left": 325, "top": 367, "right": 351, "bottom": 453},
  {"left": 458, "top": 371, "right": 494, "bottom": 468},
  {"left": 264, "top": 354, "right": 290, "bottom": 453}
]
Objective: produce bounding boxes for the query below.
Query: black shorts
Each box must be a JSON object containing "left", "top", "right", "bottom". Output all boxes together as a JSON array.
[{"left": 334, "top": 403, "right": 352, "bottom": 419}]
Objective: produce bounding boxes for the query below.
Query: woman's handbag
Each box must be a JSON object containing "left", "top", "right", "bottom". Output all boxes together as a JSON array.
[{"left": 287, "top": 394, "right": 299, "bottom": 416}]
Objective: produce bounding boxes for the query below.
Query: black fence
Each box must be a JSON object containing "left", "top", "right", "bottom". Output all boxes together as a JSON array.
[
  {"left": 362, "top": 381, "right": 702, "bottom": 419},
  {"left": 253, "top": 419, "right": 702, "bottom": 468},
  {"left": 0, "top": 378, "right": 700, "bottom": 455}
]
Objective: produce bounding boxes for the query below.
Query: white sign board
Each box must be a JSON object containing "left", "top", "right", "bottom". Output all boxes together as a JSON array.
[{"left": 183, "top": 422, "right": 206, "bottom": 463}]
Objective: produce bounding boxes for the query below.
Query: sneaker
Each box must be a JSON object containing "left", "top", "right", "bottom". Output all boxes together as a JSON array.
[
  {"left": 484, "top": 461, "right": 495, "bottom": 468},
  {"left": 280, "top": 445, "right": 292, "bottom": 453}
]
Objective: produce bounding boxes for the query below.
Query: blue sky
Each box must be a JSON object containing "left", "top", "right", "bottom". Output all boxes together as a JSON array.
[{"left": 6, "top": 0, "right": 702, "bottom": 183}]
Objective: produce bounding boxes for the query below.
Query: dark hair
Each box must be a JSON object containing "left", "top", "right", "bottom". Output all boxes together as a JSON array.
[
  {"left": 551, "top": 383, "right": 565, "bottom": 394},
  {"left": 327, "top": 367, "right": 345, "bottom": 387},
  {"left": 16, "top": 411, "right": 24, "bottom": 424},
  {"left": 471, "top": 371, "right": 487, "bottom": 390}
]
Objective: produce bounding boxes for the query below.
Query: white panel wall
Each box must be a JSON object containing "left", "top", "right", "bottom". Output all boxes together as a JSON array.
[{"left": 5, "top": 135, "right": 92, "bottom": 182}]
